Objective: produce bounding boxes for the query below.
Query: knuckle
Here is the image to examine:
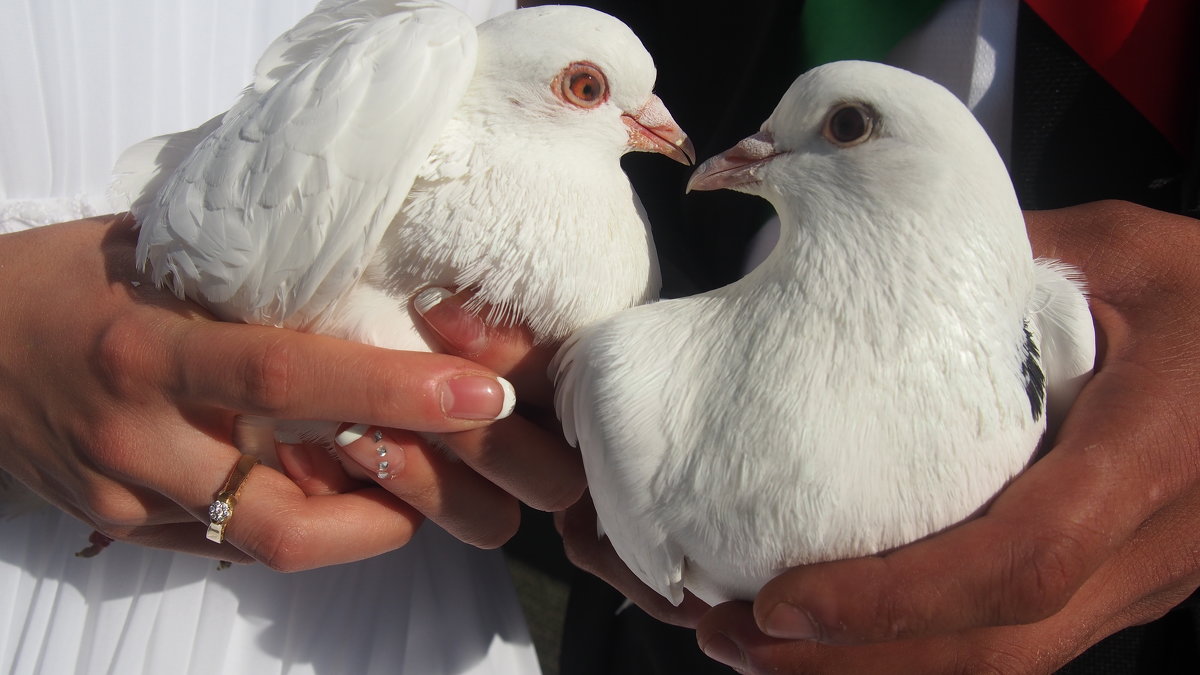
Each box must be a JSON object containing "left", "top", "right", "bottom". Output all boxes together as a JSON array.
[
  {"left": 93, "top": 313, "right": 157, "bottom": 398},
  {"left": 528, "top": 475, "right": 586, "bottom": 514},
  {"left": 869, "top": 576, "right": 923, "bottom": 641},
  {"left": 1004, "top": 531, "right": 1091, "bottom": 622},
  {"left": 470, "top": 507, "right": 520, "bottom": 550},
  {"left": 561, "top": 535, "right": 597, "bottom": 574},
  {"left": 252, "top": 523, "right": 313, "bottom": 573},
  {"left": 559, "top": 522, "right": 595, "bottom": 570},
  {"left": 239, "top": 336, "right": 296, "bottom": 415},
  {"left": 94, "top": 523, "right": 138, "bottom": 543},
  {"left": 956, "top": 641, "right": 1049, "bottom": 675},
  {"left": 82, "top": 485, "right": 148, "bottom": 528}
]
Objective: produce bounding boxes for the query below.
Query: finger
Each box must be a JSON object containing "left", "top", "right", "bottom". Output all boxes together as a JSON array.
[
  {"left": 333, "top": 424, "right": 520, "bottom": 549},
  {"left": 33, "top": 457, "right": 191, "bottom": 529},
  {"left": 145, "top": 320, "right": 516, "bottom": 432},
  {"left": 28, "top": 479, "right": 210, "bottom": 552},
  {"left": 57, "top": 430, "right": 402, "bottom": 566},
  {"left": 106, "top": 521, "right": 256, "bottom": 564},
  {"left": 1025, "top": 202, "right": 1200, "bottom": 304},
  {"left": 1079, "top": 478, "right": 1200, "bottom": 640},
  {"left": 51, "top": 419, "right": 228, "bottom": 529},
  {"left": 698, "top": 602, "right": 1065, "bottom": 675},
  {"left": 438, "top": 413, "right": 586, "bottom": 512},
  {"left": 413, "top": 287, "right": 558, "bottom": 406},
  {"left": 78, "top": 481, "right": 195, "bottom": 528},
  {"left": 560, "top": 494, "right": 709, "bottom": 629},
  {"left": 276, "top": 442, "right": 364, "bottom": 496},
  {"left": 194, "top": 461, "right": 426, "bottom": 571},
  {"left": 701, "top": 496, "right": 1200, "bottom": 675}
]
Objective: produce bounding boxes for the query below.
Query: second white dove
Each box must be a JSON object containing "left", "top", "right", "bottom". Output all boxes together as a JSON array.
[{"left": 553, "top": 60, "right": 1096, "bottom": 606}]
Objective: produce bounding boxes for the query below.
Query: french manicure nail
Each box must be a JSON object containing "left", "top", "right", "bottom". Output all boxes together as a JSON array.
[
  {"left": 762, "top": 602, "right": 819, "bottom": 640},
  {"left": 334, "top": 423, "right": 370, "bottom": 447},
  {"left": 413, "top": 287, "right": 453, "bottom": 315},
  {"left": 440, "top": 375, "right": 516, "bottom": 421},
  {"left": 337, "top": 428, "right": 405, "bottom": 481},
  {"left": 412, "top": 287, "right": 488, "bottom": 355}
]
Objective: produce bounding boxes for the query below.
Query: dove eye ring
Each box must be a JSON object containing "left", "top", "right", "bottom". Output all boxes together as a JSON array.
[
  {"left": 557, "top": 62, "right": 609, "bottom": 108},
  {"left": 823, "top": 103, "right": 875, "bottom": 147}
]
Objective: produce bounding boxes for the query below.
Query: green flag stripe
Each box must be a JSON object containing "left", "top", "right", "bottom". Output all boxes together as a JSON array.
[{"left": 801, "top": 0, "right": 946, "bottom": 67}]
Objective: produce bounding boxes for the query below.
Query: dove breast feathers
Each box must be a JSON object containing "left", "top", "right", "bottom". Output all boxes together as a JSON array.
[{"left": 553, "top": 61, "right": 1095, "bottom": 606}]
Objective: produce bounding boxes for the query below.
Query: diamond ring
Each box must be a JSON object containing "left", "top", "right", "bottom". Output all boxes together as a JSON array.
[{"left": 206, "top": 454, "right": 260, "bottom": 543}]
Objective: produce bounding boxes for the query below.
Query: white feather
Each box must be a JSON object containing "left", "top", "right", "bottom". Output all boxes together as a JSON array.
[
  {"left": 120, "top": 1, "right": 478, "bottom": 327},
  {"left": 1030, "top": 258, "right": 1095, "bottom": 426}
]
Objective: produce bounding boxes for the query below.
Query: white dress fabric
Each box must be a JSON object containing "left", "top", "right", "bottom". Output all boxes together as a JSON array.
[
  {"left": 0, "top": 0, "right": 517, "bottom": 231},
  {"left": 0, "top": 2, "right": 539, "bottom": 674}
]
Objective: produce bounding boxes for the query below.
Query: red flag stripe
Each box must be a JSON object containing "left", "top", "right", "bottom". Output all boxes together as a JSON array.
[{"left": 1025, "top": 0, "right": 1198, "bottom": 154}]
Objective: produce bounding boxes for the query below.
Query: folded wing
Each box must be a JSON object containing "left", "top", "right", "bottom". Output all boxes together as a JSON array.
[{"left": 117, "top": 0, "right": 477, "bottom": 325}]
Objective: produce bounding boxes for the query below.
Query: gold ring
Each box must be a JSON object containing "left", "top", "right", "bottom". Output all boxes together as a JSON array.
[{"left": 206, "top": 454, "right": 260, "bottom": 543}]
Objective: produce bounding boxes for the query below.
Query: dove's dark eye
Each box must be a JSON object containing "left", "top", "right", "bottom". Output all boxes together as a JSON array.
[
  {"left": 823, "top": 104, "right": 874, "bottom": 146},
  {"left": 558, "top": 62, "right": 609, "bottom": 108}
]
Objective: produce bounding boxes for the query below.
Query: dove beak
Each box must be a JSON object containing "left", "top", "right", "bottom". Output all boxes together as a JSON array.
[
  {"left": 686, "top": 131, "right": 780, "bottom": 193},
  {"left": 622, "top": 94, "right": 696, "bottom": 166}
]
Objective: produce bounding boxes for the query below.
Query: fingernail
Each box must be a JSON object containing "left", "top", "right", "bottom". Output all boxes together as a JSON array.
[
  {"left": 440, "top": 375, "right": 516, "bottom": 421},
  {"left": 699, "top": 633, "right": 745, "bottom": 670},
  {"left": 762, "top": 602, "right": 819, "bottom": 640},
  {"left": 337, "top": 428, "right": 406, "bottom": 481},
  {"left": 413, "top": 287, "right": 453, "bottom": 315},
  {"left": 334, "top": 423, "right": 370, "bottom": 447},
  {"left": 413, "top": 287, "right": 488, "bottom": 355}
]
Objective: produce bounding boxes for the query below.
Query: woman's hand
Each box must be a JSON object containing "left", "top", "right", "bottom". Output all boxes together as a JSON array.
[
  {"left": 0, "top": 214, "right": 549, "bottom": 568},
  {"left": 324, "top": 286, "right": 587, "bottom": 549}
]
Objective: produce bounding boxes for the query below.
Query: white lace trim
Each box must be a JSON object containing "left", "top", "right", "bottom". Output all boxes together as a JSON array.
[{"left": 0, "top": 194, "right": 121, "bottom": 234}]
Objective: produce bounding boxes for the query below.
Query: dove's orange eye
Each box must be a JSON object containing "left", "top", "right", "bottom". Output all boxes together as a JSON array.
[
  {"left": 823, "top": 103, "right": 874, "bottom": 147},
  {"left": 558, "top": 62, "right": 608, "bottom": 108}
]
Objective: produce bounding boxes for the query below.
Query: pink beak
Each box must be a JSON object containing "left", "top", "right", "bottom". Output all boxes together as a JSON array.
[
  {"left": 622, "top": 94, "right": 696, "bottom": 166},
  {"left": 686, "top": 130, "right": 779, "bottom": 193}
]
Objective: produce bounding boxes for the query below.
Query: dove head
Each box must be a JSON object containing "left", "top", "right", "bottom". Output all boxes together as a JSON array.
[
  {"left": 467, "top": 5, "right": 693, "bottom": 165},
  {"left": 687, "top": 61, "right": 1022, "bottom": 241}
]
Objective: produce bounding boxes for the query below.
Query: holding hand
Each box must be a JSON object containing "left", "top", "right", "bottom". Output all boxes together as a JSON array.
[
  {"left": 0, "top": 214, "right": 581, "bottom": 568},
  {"left": 326, "top": 286, "right": 586, "bottom": 549}
]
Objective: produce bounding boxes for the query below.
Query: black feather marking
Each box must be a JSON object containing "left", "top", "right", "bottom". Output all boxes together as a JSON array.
[{"left": 1021, "top": 321, "right": 1046, "bottom": 422}]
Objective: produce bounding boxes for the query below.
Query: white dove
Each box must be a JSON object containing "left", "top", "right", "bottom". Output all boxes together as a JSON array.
[
  {"left": 113, "top": 0, "right": 692, "bottom": 444},
  {"left": 552, "top": 60, "right": 1095, "bottom": 607},
  {"left": 116, "top": 0, "right": 692, "bottom": 359}
]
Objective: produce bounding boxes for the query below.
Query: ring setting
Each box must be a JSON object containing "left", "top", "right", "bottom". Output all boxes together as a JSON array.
[
  {"left": 206, "top": 454, "right": 260, "bottom": 543},
  {"left": 209, "top": 500, "right": 233, "bottom": 524}
]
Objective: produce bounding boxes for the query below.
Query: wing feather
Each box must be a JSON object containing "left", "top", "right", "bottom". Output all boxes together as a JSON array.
[
  {"left": 1030, "top": 258, "right": 1096, "bottom": 423},
  {"left": 553, "top": 317, "right": 688, "bottom": 605},
  {"left": 121, "top": 1, "right": 477, "bottom": 325}
]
